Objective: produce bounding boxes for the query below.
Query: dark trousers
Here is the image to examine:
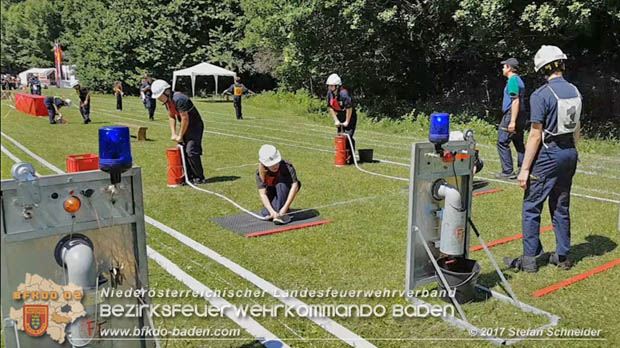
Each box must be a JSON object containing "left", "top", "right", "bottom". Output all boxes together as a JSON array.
[
  {"left": 497, "top": 129, "right": 524, "bottom": 174},
  {"left": 145, "top": 102, "right": 156, "bottom": 120},
  {"left": 522, "top": 144, "right": 578, "bottom": 257},
  {"left": 261, "top": 182, "right": 293, "bottom": 216},
  {"left": 80, "top": 103, "right": 91, "bottom": 122},
  {"left": 233, "top": 98, "right": 242, "bottom": 119},
  {"left": 46, "top": 107, "right": 56, "bottom": 124},
  {"left": 116, "top": 93, "right": 122, "bottom": 110},
  {"left": 183, "top": 127, "right": 205, "bottom": 182}
]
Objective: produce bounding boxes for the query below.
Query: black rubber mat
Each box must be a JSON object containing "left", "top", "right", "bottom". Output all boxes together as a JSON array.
[{"left": 211, "top": 209, "right": 332, "bottom": 237}]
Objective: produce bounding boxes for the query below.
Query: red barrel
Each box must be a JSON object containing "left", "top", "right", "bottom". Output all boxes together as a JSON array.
[
  {"left": 334, "top": 135, "right": 349, "bottom": 167},
  {"left": 166, "top": 148, "right": 184, "bottom": 187}
]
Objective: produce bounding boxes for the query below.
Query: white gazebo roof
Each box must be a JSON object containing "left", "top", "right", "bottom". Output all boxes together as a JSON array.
[{"left": 172, "top": 63, "right": 236, "bottom": 97}]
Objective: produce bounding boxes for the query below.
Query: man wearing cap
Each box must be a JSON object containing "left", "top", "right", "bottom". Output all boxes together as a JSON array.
[
  {"left": 223, "top": 77, "right": 255, "bottom": 120},
  {"left": 496, "top": 57, "right": 526, "bottom": 179},
  {"left": 256, "top": 145, "right": 301, "bottom": 224},
  {"left": 504, "top": 46, "right": 582, "bottom": 272}
]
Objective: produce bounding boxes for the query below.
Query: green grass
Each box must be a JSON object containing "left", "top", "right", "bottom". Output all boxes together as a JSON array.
[{"left": 1, "top": 89, "right": 619, "bottom": 348}]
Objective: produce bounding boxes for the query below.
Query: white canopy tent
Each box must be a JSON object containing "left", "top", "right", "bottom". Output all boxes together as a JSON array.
[
  {"left": 172, "top": 63, "right": 236, "bottom": 97},
  {"left": 18, "top": 68, "right": 56, "bottom": 87}
]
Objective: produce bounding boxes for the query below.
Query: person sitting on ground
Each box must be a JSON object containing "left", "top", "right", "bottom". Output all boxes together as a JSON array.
[
  {"left": 256, "top": 144, "right": 301, "bottom": 224},
  {"left": 44, "top": 96, "right": 71, "bottom": 124}
]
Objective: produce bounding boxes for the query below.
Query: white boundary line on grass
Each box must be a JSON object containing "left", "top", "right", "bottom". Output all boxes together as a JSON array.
[
  {"left": 145, "top": 216, "right": 378, "bottom": 348},
  {"left": 0, "top": 140, "right": 290, "bottom": 348},
  {"left": 90, "top": 107, "right": 620, "bottom": 204},
  {"left": 90, "top": 98, "right": 620, "bottom": 174},
  {"left": 1, "top": 144, "right": 22, "bottom": 164},
  {"left": 79, "top": 95, "right": 620, "bottom": 173},
  {"left": 2, "top": 131, "right": 65, "bottom": 174},
  {"left": 1, "top": 131, "right": 378, "bottom": 348},
  {"left": 215, "top": 162, "right": 258, "bottom": 171},
  {"left": 147, "top": 247, "right": 290, "bottom": 348}
]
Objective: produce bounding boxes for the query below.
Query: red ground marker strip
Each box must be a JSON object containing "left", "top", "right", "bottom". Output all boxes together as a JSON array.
[
  {"left": 469, "top": 225, "right": 553, "bottom": 252},
  {"left": 472, "top": 188, "right": 504, "bottom": 197},
  {"left": 532, "top": 258, "right": 620, "bottom": 297},
  {"left": 245, "top": 219, "right": 332, "bottom": 238}
]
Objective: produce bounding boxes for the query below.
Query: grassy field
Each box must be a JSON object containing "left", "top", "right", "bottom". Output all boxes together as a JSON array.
[{"left": 1, "top": 88, "right": 619, "bottom": 348}]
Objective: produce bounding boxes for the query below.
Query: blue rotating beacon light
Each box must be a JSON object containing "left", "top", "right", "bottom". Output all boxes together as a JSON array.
[
  {"left": 99, "top": 126, "right": 132, "bottom": 185},
  {"left": 429, "top": 112, "right": 450, "bottom": 153}
]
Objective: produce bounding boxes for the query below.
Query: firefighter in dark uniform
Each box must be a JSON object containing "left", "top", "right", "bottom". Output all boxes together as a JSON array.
[
  {"left": 114, "top": 81, "right": 123, "bottom": 111},
  {"left": 151, "top": 79, "right": 206, "bottom": 184},
  {"left": 223, "top": 76, "right": 254, "bottom": 120},
  {"left": 326, "top": 73, "right": 357, "bottom": 164},
  {"left": 44, "top": 97, "right": 71, "bottom": 124},
  {"left": 29, "top": 76, "right": 42, "bottom": 95},
  {"left": 73, "top": 84, "right": 92, "bottom": 124},
  {"left": 504, "top": 45, "right": 582, "bottom": 273},
  {"left": 256, "top": 144, "right": 301, "bottom": 224},
  {"left": 141, "top": 77, "right": 156, "bottom": 120}
]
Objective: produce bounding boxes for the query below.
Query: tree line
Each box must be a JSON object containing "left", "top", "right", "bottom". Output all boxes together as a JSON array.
[{"left": 1, "top": 0, "right": 618, "bottom": 138}]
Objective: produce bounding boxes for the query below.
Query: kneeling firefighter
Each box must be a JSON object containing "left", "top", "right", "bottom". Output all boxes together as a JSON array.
[
  {"left": 151, "top": 79, "right": 206, "bottom": 184},
  {"left": 256, "top": 145, "right": 301, "bottom": 224},
  {"left": 326, "top": 73, "right": 357, "bottom": 164}
]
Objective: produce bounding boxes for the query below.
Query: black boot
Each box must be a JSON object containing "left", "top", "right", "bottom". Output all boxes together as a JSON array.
[
  {"left": 549, "top": 253, "right": 573, "bottom": 270},
  {"left": 503, "top": 255, "right": 538, "bottom": 273}
]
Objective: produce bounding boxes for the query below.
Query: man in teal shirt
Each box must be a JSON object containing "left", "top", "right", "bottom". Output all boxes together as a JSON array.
[{"left": 496, "top": 58, "right": 526, "bottom": 179}]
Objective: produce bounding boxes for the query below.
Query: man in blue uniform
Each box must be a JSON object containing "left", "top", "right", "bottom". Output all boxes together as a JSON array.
[
  {"left": 73, "top": 84, "right": 92, "bottom": 124},
  {"left": 29, "top": 76, "right": 41, "bottom": 95},
  {"left": 151, "top": 79, "right": 206, "bottom": 184},
  {"left": 496, "top": 58, "right": 526, "bottom": 179},
  {"left": 44, "top": 97, "right": 71, "bottom": 124},
  {"left": 326, "top": 73, "right": 357, "bottom": 164},
  {"left": 141, "top": 77, "right": 156, "bottom": 121},
  {"left": 223, "top": 77, "right": 254, "bottom": 120},
  {"left": 504, "top": 46, "right": 582, "bottom": 272}
]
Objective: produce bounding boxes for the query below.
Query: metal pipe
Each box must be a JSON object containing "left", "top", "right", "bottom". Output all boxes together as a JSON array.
[
  {"left": 436, "top": 183, "right": 466, "bottom": 255},
  {"left": 62, "top": 243, "right": 97, "bottom": 347}
]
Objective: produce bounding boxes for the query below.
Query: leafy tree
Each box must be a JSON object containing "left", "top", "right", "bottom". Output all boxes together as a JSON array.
[{"left": 1, "top": 0, "right": 62, "bottom": 72}]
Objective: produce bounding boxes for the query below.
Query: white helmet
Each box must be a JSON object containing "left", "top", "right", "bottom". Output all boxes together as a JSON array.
[
  {"left": 64, "top": 99, "right": 72, "bottom": 106},
  {"left": 326, "top": 73, "right": 341, "bottom": 86},
  {"left": 259, "top": 144, "right": 281, "bottom": 167},
  {"left": 151, "top": 79, "right": 171, "bottom": 99},
  {"left": 534, "top": 45, "right": 567, "bottom": 72}
]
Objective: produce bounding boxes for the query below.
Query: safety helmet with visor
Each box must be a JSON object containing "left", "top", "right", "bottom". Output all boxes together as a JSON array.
[
  {"left": 151, "top": 79, "right": 171, "bottom": 99},
  {"left": 326, "top": 74, "right": 341, "bottom": 86},
  {"left": 534, "top": 45, "right": 567, "bottom": 73},
  {"left": 259, "top": 144, "right": 281, "bottom": 167}
]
